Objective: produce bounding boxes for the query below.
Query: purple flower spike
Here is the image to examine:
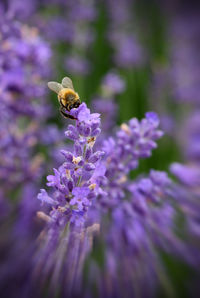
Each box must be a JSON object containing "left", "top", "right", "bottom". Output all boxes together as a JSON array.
[
  {"left": 37, "top": 102, "right": 105, "bottom": 219},
  {"left": 102, "top": 71, "right": 125, "bottom": 95},
  {"left": 35, "top": 101, "right": 105, "bottom": 293},
  {"left": 99, "top": 113, "right": 164, "bottom": 206}
]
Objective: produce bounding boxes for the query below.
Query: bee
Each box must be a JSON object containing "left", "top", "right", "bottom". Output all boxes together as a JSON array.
[{"left": 47, "top": 76, "right": 81, "bottom": 120}]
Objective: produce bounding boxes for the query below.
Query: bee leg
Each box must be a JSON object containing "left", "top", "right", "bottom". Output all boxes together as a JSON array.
[{"left": 59, "top": 107, "right": 77, "bottom": 120}]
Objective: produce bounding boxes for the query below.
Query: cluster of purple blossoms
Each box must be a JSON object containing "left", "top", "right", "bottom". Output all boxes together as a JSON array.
[
  {"left": 35, "top": 98, "right": 200, "bottom": 297},
  {"left": 0, "top": 12, "right": 51, "bottom": 199},
  {"left": 1, "top": 1, "right": 200, "bottom": 297},
  {"left": 93, "top": 171, "right": 174, "bottom": 298},
  {"left": 38, "top": 103, "right": 105, "bottom": 221},
  {"left": 35, "top": 99, "right": 196, "bottom": 297},
  {"left": 100, "top": 112, "right": 164, "bottom": 207},
  {"left": 35, "top": 104, "right": 105, "bottom": 295},
  {"left": 8, "top": 0, "right": 96, "bottom": 77},
  {"left": 0, "top": 10, "right": 54, "bottom": 295},
  {"left": 101, "top": 71, "right": 126, "bottom": 96},
  {"left": 0, "top": 11, "right": 49, "bottom": 192}
]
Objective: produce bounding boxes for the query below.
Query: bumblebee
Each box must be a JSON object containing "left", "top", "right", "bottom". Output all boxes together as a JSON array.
[{"left": 47, "top": 76, "right": 81, "bottom": 120}]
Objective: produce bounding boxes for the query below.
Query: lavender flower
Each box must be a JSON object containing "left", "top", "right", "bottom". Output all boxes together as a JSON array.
[
  {"left": 94, "top": 172, "right": 171, "bottom": 298},
  {"left": 43, "top": 17, "right": 74, "bottom": 43},
  {"left": 112, "top": 34, "right": 144, "bottom": 68},
  {"left": 100, "top": 111, "right": 164, "bottom": 206},
  {"left": 0, "top": 13, "right": 52, "bottom": 196},
  {"left": 0, "top": 12, "right": 55, "bottom": 298},
  {"left": 38, "top": 103, "right": 105, "bottom": 219},
  {"left": 0, "top": 17, "right": 51, "bottom": 118},
  {"left": 34, "top": 100, "right": 169, "bottom": 298},
  {"left": 35, "top": 103, "right": 105, "bottom": 296},
  {"left": 34, "top": 91, "right": 200, "bottom": 297},
  {"left": 1, "top": 2, "right": 200, "bottom": 296},
  {"left": 85, "top": 167, "right": 198, "bottom": 298},
  {"left": 8, "top": 0, "right": 38, "bottom": 20},
  {"left": 170, "top": 163, "right": 200, "bottom": 188},
  {"left": 169, "top": 166, "right": 200, "bottom": 267},
  {"left": 101, "top": 71, "right": 125, "bottom": 96}
]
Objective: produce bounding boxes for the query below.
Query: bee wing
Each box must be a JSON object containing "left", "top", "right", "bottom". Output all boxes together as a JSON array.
[
  {"left": 47, "top": 81, "right": 63, "bottom": 94},
  {"left": 61, "top": 77, "right": 74, "bottom": 90}
]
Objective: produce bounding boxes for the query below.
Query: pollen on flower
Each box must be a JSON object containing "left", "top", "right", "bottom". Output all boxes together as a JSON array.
[
  {"left": 121, "top": 123, "right": 131, "bottom": 135},
  {"left": 116, "top": 176, "right": 127, "bottom": 184},
  {"left": 73, "top": 156, "right": 82, "bottom": 164},
  {"left": 58, "top": 206, "right": 68, "bottom": 213},
  {"left": 87, "top": 137, "right": 96, "bottom": 147},
  {"left": 89, "top": 183, "right": 96, "bottom": 190}
]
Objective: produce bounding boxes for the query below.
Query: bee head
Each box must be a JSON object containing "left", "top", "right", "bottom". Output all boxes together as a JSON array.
[
  {"left": 68, "top": 101, "right": 81, "bottom": 110},
  {"left": 58, "top": 88, "right": 80, "bottom": 110}
]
